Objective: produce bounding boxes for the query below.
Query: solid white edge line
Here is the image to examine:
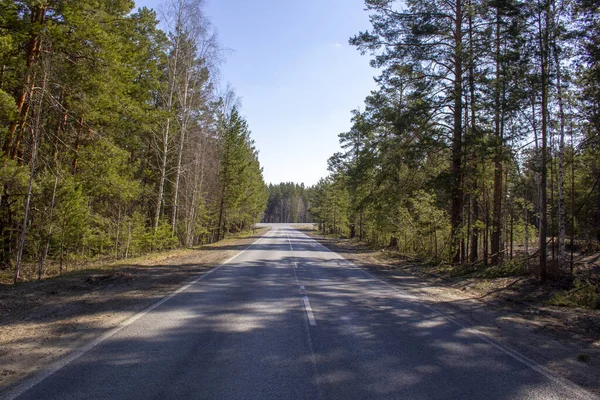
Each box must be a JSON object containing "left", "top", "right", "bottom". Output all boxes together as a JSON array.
[
  {"left": 4, "top": 228, "right": 273, "bottom": 400},
  {"left": 296, "top": 229, "right": 597, "bottom": 400},
  {"left": 303, "top": 296, "right": 317, "bottom": 326}
]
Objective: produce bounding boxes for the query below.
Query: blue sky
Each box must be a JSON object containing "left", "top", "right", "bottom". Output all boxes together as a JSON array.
[{"left": 135, "top": 0, "right": 377, "bottom": 186}]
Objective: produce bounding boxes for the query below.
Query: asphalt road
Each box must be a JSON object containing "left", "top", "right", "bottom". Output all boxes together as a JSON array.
[{"left": 9, "top": 225, "right": 597, "bottom": 399}]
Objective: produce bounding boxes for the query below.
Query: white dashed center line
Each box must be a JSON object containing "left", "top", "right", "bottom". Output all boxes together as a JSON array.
[
  {"left": 288, "top": 232, "right": 317, "bottom": 326},
  {"left": 303, "top": 296, "right": 317, "bottom": 326}
]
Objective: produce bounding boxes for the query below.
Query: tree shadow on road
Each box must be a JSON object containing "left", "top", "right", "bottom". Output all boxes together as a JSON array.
[{"left": 5, "top": 252, "right": 593, "bottom": 399}]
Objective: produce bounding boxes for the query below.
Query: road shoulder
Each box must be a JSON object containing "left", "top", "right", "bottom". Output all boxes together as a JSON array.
[
  {"left": 0, "top": 229, "right": 269, "bottom": 394},
  {"left": 305, "top": 230, "right": 600, "bottom": 397}
]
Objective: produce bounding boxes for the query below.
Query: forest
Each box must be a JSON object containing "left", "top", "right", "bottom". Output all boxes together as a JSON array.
[
  {"left": 262, "top": 182, "right": 313, "bottom": 224},
  {"left": 309, "top": 0, "right": 600, "bottom": 291},
  {"left": 0, "top": 0, "right": 268, "bottom": 284}
]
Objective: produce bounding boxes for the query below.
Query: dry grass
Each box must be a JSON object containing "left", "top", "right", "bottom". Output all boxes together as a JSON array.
[{"left": 0, "top": 229, "right": 264, "bottom": 286}]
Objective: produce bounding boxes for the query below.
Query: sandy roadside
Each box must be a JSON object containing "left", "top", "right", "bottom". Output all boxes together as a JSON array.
[{"left": 0, "top": 229, "right": 269, "bottom": 394}]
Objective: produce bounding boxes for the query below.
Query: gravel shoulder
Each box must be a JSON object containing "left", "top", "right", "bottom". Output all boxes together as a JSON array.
[
  {"left": 305, "top": 230, "right": 600, "bottom": 397},
  {"left": 0, "top": 229, "right": 269, "bottom": 394}
]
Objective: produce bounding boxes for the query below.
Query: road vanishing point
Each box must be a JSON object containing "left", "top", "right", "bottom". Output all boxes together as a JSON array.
[{"left": 7, "top": 225, "right": 597, "bottom": 400}]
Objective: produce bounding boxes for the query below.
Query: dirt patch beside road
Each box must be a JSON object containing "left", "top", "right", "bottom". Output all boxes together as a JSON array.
[
  {"left": 0, "top": 229, "right": 269, "bottom": 394},
  {"left": 305, "top": 230, "right": 600, "bottom": 397}
]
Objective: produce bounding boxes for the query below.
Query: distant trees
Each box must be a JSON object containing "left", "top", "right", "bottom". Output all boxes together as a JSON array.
[
  {"left": 0, "top": 0, "right": 267, "bottom": 283},
  {"left": 311, "top": 0, "right": 600, "bottom": 284},
  {"left": 262, "top": 183, "right": 313, "bottom": 224},
  {"left": 310, "top": 176, "right": 350, "bottom": 236}
]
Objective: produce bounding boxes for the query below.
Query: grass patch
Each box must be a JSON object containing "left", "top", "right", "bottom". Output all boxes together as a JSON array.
[
  {"left": 447, "top": 264, "right": 477, "bottom": 277},
  {"left": 1, "top": 228, "right": 268, "bottom": 286},
  {"left": 445, "top": 259, "right": 530, "bottom": 279},
  {"left": 478, "top": 259, "right": 530, "bottom": 279},
  {"left": 549, "top": 279, "right": 600, "bottom": 309}
]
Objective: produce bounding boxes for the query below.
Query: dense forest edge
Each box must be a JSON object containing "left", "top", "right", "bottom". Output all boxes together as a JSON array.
[
  {"left": 306, "top": 0, "right": 600, "bottom": 308},
  {"left": 0, "top": 0, "right": 269, "bottom": 284}
]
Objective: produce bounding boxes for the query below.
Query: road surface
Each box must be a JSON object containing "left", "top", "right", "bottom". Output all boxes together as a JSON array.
[{"left": 7, "top": 225, "right": 596, "bottom": 399}]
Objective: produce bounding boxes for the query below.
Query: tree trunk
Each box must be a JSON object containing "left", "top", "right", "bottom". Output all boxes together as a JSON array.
[
  {"left": 52, "top": 107, "right": 67, "bottom": 162},
  {"left": 38, "top": 168, "right": 59, "bottom": 280},
  {"left": 216, "top": 181, "right": 227, "bottom": 242},
  {"left": 538, "top": 0, "right": 550, "bottom": 283},
  {"left": 125, "top": 222, "right": 131, "bottom": 259},
  {"left": 467, "top": 0, "right": 479, "bottom": 264},
  {"left": 15, "top": 68, "right": 47, "bottom": 283},
  {"left": 550, "top": 130, "right": 555, "bottom": 262},
  {"left": 570, "top": 130, "right": 575, "bottom": 274},
  {"left": 0, "top": 185, "right": 14, "bottom": 270},
  {"left": 450, "top": 0, "right": 464, "bottom": 264},
  {"left": 491, "top": 160, "right": 503, "bottom": 265},
  {"left": 171, "top": 66, "right": 194, "bottom": 233},
  {"left": 388, "top": 236, "right": 398, "bottom": 249},
  {"left": 59, "top": 234, "right": 64, "bottom": 275},
  {"left": 71, "top": 116, "right": 84, "bottom": 174},
  {"left": 154, "top": 117, "right": 170, "bottom": 232},
  {"left": 525, "top": 205, "right": 529, "bottom": 259},
  {"left": 491, "top": 7, "right": 504, "bottom": 265},
  {"left": 4, "top": 5, "right": 46, "bottom": 159},
  {"left": 171, "top": 122, "right": 185, "bottom": 234},
  {"left": 115, "top": 207, "right": 121, "bottom": 259},
  {"left": 551, "top": 4, "right": 567, "bottom": 270},
  {"left": 154, "top": 6, "right": 183, "bottom": 233},
  {"left": 483, "top": 161, "right": 489, "bottom": 266},
  {"left": 510, "top": 211, "right": 514, "bottom": 260},
  {"left": 359, "top": 209, "right": 364, "bottom": 241}
]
